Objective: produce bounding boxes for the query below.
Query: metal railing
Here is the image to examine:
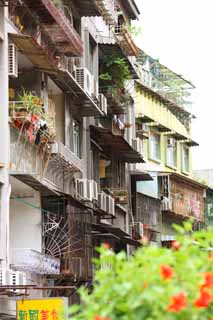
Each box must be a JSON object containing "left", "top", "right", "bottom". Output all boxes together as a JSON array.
[{"left": 51, "top": 141, "right": 84, "bottom": 173}]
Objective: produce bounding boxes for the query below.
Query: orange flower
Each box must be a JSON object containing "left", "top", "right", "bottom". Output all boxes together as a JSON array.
[
  {"left": 203, "top": 272, "right": 213, "bottom": 288},
  {"left": 102, "top": 243, "right": 110, "bottom": 250},
  {"left": 94, "top": 316, "right": 110, "bottom": 320},
  {"left": 194, "top": 289, "right": 212, "bottom": 308},
  {"left": 172, "top": 241, "right": 180, "bottom": 251},
  {"left": 208, "top": 251, "right": 213, "bottom": 260},
  {"left": 167, "top": 292, "right": 187, "bottom": 312},
  {"left": 160, "top": 265, "right": 174, "bottom": 280}
]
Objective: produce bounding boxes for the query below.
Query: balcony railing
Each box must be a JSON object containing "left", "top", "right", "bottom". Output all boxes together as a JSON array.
[
  {"left": 138, "top": 68, "right": 193, "bottom": 111},
  {"left": 10, "top": 126, "right": 50, "bottom": 177},
  {"left": 50, "top": 142, "right": 84, "bottom": 173},
  {"left": 162, "top": 193, "right": 204, "bottom": 221},
  {"left": 11, "top": 248, "right": 60, "bottom": 275},
  {"left": 114, "top": 24, "right": 139, "bottom": 57}
]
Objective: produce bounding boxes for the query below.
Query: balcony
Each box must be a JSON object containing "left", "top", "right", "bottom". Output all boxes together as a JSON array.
[
  {"left": 10, "top": 0, "right": 83, "bottom": 56},
  {"left": 11, "top": 248, "right": 60, "bottom": 275},
  {"left": 111, "top": 189, "right": 128, "bottom": 205},
  {"left": 50, "top": 142, "right": 84, "bottom": 174},
  {"left": 94, "top": 0, "right": 117, "bottom": 25},
  {"left": 114, "top": 24, "right": 139, "bottom": 57},
  {"left": 160, "top": 173, "right": 206, "bottom": 221}
]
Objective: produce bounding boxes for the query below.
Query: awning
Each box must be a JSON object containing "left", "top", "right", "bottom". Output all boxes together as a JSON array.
[
  {"left": 136, "top": 114, "right": 154, "bottom": 123},
  {"left": 164, "top": 131, "right": 188, "bottom": 141},
  {"left": 130, "top": 171, "right": 153, "bottom": 182},
  {"left": 184, "top": 139, "right": 199, "bottom": 147},
  {"left": 92, "top": 223, "right": 141, "bottom": 247},
  {"left": 51, "top": 70, "right": 104, "bottom": 117},
  {"left": 149, "top": 122, "right": 171, "bottom": 133},
  {"left": 90, "top": 125, "right": 144, "bottom": 163},
  {"left": 9, "top": 34, "right": 58, "bottom": 74}
]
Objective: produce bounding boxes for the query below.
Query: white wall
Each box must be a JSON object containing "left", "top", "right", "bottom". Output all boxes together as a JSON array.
[{"left": 10, "top": 191, "right": 42, "bottom": 254}]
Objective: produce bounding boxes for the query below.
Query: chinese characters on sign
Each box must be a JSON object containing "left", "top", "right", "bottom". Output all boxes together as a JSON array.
[{"left": 17, "top": 298, "right": 66, "bottom": 320}]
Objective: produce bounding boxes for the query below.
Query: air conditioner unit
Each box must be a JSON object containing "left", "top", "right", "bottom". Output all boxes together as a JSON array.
[
  {"left": 0, "top": 268, "right": 26, "bottom": 293},
  {"left": 75, "top": 67, "right": 93, "bottom": 96},
  {"left": 132, "top": 222, "right": 144, "bottom": 239},
  {"left": 76, "top": 179, "right": 98, "bottom": 202},
  {"left": 92, "top": 180, "right": 98, "bottom": 201},
  {"left": 99, "top": 94, "right": 108, "bottom": 115},
  {"left": 98, "top": 192, "right": 107, "bottom": 212},
  {"left": 8, "top": 43, "right": 18, "bottom": 78},
  {"left": 93, "top": 78, "right": 99, "bottom": 99},
  {"left": 132, "top": 138, "right": 143, "bottom": 154},
  {"left": 106, "top": 195, "right": 115, "bottom": 216}
]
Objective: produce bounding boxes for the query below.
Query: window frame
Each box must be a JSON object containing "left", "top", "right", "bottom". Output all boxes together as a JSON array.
[
  {"left": 149, "top": 130, "right": 161, "bottom": 162},
  {"left": 182, "top": 144, "right": 190, "bottom": 174},
  {"left": 166, "top": 137, "right": 177, "bottom": 169}
]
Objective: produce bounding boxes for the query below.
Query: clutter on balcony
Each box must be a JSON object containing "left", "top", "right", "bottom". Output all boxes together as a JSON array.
[{"left": 9, "top": 90, "right": 54, "bottom": 145}]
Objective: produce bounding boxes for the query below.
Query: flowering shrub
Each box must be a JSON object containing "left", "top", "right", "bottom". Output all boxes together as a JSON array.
[{"left": 69, "top": 223, "right": 213, "bottom": 320}]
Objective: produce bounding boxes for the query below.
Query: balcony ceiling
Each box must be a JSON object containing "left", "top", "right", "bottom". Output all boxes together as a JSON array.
[
  {"left": 90, "top": 125, "right": 144, "bottom": 163},
  {"left": 99, "top": 43, "right": 139, "bottom": 79},
  {"left": 72, "top": 0, "right": 100, "bottom": 17},
  {"left": 9, "top": 34, "right": 58, "bottom": 74},
  {"left": 118, "top": 0, "right": 140, "bottom": 20},
  {"left": 51, "top": 70, "right": 104, "bottom": 117},
  {"left": 92, "top": 223, "right": 141, "bottom": 247},
  {"left": 22, "top": 0, "right": 83, "bottom": 56}
]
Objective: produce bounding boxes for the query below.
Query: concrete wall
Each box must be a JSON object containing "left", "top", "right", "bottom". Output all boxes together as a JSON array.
[
  {"left": 53, "top": 94, "right": 65, "bottom": 144},
  {"left": 0, "top": 7, "right": 10, "bottom": 265}
]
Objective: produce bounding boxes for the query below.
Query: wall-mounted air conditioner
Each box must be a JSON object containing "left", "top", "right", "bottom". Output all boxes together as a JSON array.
[
  {"left": 0, "top": 268, "right": 26, "bottom": 293},
  {"left": 106, "top": 195, "right": 115, "bottom": 216},
  {"left": 99, "top": 93, "right": 108, "bottom": 115},
  {"left": 8, "top": 43, "right": 18, "bottom": 78},
  {"left": 75, "top": 67, "right": 93, "bottom": 96},
  {"left": 132, "top": 222, "right": 144, "bottom": 239},
  {"left": 98, "top": 192, "right": 107, "bottom": 212},
  {"left": 76, "top": 179, "right": 98, "bottom": 202},
  {"left": 93, "top": 78, "right": 99, "bottom": 100},
  {"left": 132, "top": 138, "right": 143, "bottom": 154}
]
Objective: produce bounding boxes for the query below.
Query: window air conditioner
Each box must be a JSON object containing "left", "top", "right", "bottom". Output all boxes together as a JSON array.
[
  {"left": 75, "top": 67, "right": 93, "bottom": 96},
  {"left": 76, "top": 179, "right": 98, "bottom": 201},
  {"left": 99, "top": 93, "right": 108, "bottom": 115},
  {"left": 106, "top": 195, "right": 115, "bottom": 216},
  {"left": 98, "top": 192, "right": 107, "bottom": 212},
  {"left": 93, "top": 77, "right": 99, "bottom": 100},
  {"left": 8, "top": 43, "right": 18, "bottom": 78}
]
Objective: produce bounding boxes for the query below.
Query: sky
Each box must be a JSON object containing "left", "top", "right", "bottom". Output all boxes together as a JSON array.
[{"left": 134, "top": 0, "right": 213, "bottom": 170}]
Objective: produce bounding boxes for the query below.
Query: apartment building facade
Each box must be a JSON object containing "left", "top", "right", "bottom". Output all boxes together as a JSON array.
[
  {"left": 131, "top": 50, "right": 206, "bottom": 246},
  {"left": 0, "top": 0, "right": 144, "bottom": 317}
]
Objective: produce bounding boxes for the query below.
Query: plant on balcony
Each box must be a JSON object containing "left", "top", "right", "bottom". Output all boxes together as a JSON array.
[
  {"left": 18, "top": 90, "right": 44, "bottom": 116},
  {"left": 69, "top": 222, "right": 213, "bottom": 320},
  {"left": 99, "top": 55, "right": 131, "bottom": 106}
]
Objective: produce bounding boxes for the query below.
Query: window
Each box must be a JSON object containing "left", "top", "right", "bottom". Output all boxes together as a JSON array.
[
  {"left": 166, "top": 138, "right": 177, "bottom": 168},
  {"left": 149, "top": 131, "right": 161, "bottom": 161},
  {"left": 182, "top": 145, "right": 189, "bottom": 173},
  {"left": 73, "top": 119, "right": 80, "bottom": 158}
]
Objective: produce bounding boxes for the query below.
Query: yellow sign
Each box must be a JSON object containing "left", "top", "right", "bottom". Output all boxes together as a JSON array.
[{"left": 17, "top": 298, "right": 67, "bottom": 320}]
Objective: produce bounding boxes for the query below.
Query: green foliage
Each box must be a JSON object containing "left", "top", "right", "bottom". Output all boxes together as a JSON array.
[
  {"left": 69, "top": 224, "right": 213, "bottom": 320},
  {"left": 18, "top": 89, "right": 44, "bottom": 116},
  {"left": 99, "top": 55, "right": 131, "bottom": 96}
]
